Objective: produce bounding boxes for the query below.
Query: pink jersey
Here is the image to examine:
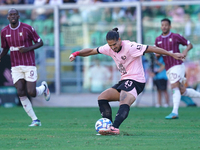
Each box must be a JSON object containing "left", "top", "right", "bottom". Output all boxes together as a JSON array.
[
  {"left": 98, "top": 40, "right": 147, "bottom": 83},
  {"left": 1, "top": 22, "right": 41, "bottom": 67},
  {"left": 155, "top": 32, "right": 189, "bottom": 70}
]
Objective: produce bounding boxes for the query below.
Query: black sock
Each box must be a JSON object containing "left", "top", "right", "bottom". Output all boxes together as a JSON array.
[
  {"left": 98, "top": 99, "right": 112, "bottom": 122},
  {"left": 113, "top": 104, "right": 130, "bottom": 128}
]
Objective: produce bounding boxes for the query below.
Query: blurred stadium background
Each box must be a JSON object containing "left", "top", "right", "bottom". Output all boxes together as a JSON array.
[{"left": 1, "top": 0, "right": 200, "bottom": 107}]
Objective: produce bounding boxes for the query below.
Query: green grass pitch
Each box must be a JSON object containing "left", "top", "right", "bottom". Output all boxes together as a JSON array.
[{"left": 0, "top": 106, "right": 200, "bottom": 150}]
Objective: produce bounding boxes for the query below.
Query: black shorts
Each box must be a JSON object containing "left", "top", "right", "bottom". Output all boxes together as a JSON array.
[
  {"left": 112, "top": 79, "right": 145, "bottom": 95},
  {"left": 154, "top": 79, "right": 167, "bottom": 91}
]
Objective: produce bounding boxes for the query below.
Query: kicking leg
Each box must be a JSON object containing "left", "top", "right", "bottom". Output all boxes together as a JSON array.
[
  {"left": 99, "top": 90, "right": 135, "bottom": 135},
  {"left": 98, "top": 88, "right": 120, "bottom": 122}
]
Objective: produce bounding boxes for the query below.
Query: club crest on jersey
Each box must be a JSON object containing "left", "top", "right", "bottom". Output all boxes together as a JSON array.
[
  {"left": 19, "top": 32, "right": 23, "bottom": 36},
  {"left": 121, "top": 56, "right": 126, "bottom": 60},
  {"left": 169, "top": 38, "right": 172, "bottom": 42}
]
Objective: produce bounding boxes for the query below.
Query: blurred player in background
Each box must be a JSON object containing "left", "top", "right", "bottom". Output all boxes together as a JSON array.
[
  {"left": 155, "top": 18, "right": 200, "bottom": 119},
  {"left": 69, "top": 27, "right": 184, "bottom": 135},
  {"left": 150, "top": 55, "right": 169, "bottom": 108},
  {"left": 0, "top": 8, "right": 51, "bottom": 126}
]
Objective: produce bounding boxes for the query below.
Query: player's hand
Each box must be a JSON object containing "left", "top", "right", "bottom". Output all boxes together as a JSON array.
[
  {"left": 69, "top": 54, "right": 76, "bottom": 62},
  {"left": 69, "top": 51, "right": 80, "bottom": 62},
  {"left": 19, "top": 46, "right": 29, "bottom": 53},
  {"left": 172, "top": 53, "right": 185, "bottom": 61}
]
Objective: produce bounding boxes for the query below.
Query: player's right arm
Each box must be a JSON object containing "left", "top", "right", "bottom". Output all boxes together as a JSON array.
[
  {"left": 69, "top": 48, "right": 98, "bottom": 62},
  {"left": 0, "top": 47, "right": 9, "bottom": 62}
]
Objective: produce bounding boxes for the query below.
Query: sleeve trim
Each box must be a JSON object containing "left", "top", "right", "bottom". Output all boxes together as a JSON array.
[{"left": 97, "top": 47, "right": 100, "bottom": 53}]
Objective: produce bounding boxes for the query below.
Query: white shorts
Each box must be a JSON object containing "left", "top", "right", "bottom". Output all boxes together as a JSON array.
[
  {"left": 166, "top": 63, "right": 186, "bottom": 84},
  {"left": 11, "top": 66, "right": 38, "bottom": 84}
]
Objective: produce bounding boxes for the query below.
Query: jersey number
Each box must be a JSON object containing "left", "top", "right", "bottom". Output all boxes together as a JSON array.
[{"left": 125, "top": 80, "right": 133, "bottom": 88}]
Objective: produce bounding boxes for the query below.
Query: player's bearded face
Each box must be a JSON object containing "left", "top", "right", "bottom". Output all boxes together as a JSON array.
[
  {"left": 107, "top": 39, "right": 121, "bottom": 52},
  {"left": 161, "top": 21, "right": 170, "bottom": 35}
]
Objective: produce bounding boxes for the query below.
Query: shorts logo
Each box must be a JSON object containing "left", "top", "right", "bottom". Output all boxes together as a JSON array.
[
  {"left": 30, "top": 70, "right": 34, "bottom": 77},
  {"left": 121, "top": 56, "right": 126, "bottom": 60}
]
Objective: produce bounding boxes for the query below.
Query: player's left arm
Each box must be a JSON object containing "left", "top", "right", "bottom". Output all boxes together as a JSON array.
[
  {"left": 182, "top": 43, "right": 193, "bottom": 58},
  {"left": 145, "top": 46, "right": 185, "bottom": 60},
  {"left": 18, "top": 38, "right": 43, "bottom": 53}
]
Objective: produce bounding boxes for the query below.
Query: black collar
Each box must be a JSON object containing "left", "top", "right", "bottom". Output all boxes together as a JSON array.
[{"left": 117, "top": 46, "right": 122, "bottom": 53}]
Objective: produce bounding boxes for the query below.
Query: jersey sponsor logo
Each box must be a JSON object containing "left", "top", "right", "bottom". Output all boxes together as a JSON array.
[
  {"left": 121, "top": 55, "right": 126, "bottom": 60},
  {"left": 10, "top": 46, "right": 19, "bottom": 51},
  {"left": 6, "top": 35, "right": 11, "bottom": 37},
  {"left": 118, "top": 63, "right": 127, "bottom": 75},
  {"left": 10, "top": 46, "right": 25, "bottom": 51},
  {"left": 157, "top": 41, "right": 162, "bottom": 44}
]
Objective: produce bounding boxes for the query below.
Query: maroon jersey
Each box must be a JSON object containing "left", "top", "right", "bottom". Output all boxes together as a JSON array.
[
  {"left": 1, "top": 22, "right": 41, "bottom": 67},
  {"left": 155, "top": 32, "right": 189, "bottom": 70}
]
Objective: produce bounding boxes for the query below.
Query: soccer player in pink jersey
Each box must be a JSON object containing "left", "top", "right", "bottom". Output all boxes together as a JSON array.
[
  {"left": 69, "top": 27, "right": 184, "bottom": 135},
  {"left": 155, "top": 18, "right": 200, "bottom": 119},
  {"left": 0, "top": 8, "right": 51, "bottom": 126}
]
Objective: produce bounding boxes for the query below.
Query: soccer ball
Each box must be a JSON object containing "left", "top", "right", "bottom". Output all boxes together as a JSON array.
[{"left": 95, "top": 118, "right": 112, "bottom": 133}]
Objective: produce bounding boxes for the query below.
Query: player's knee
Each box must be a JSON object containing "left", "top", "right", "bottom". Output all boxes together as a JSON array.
[
  {"left": 98, "top": 94, "right": 105, "bottom": 100},
  {"left": 17, "top": 90, "right": 26, "bottom": 97},
  {"left": 27, "top": 89, "right": 36, "bottom": 97},
  {"left": 98, "top": 91, "right": 108, "bottom": 100}
]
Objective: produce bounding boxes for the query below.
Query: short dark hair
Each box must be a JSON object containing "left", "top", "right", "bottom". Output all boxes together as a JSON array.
[
  {"left": 106, "top": 27, "right": 119, "bottom": 41},
  {"left": 161, "top": 18, "right": 171, "bottom": 25},
  {"left": 8, "top": 8, "right": 19, "bottom": 15}
]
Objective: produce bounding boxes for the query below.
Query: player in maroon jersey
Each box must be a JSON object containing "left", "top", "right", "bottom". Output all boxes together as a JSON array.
[
  {"left": 155, "top": 18, "right": 200, "bottom": 119},
  {"left": 0, "top": 8, "right": 51, "bottom": 126}
]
